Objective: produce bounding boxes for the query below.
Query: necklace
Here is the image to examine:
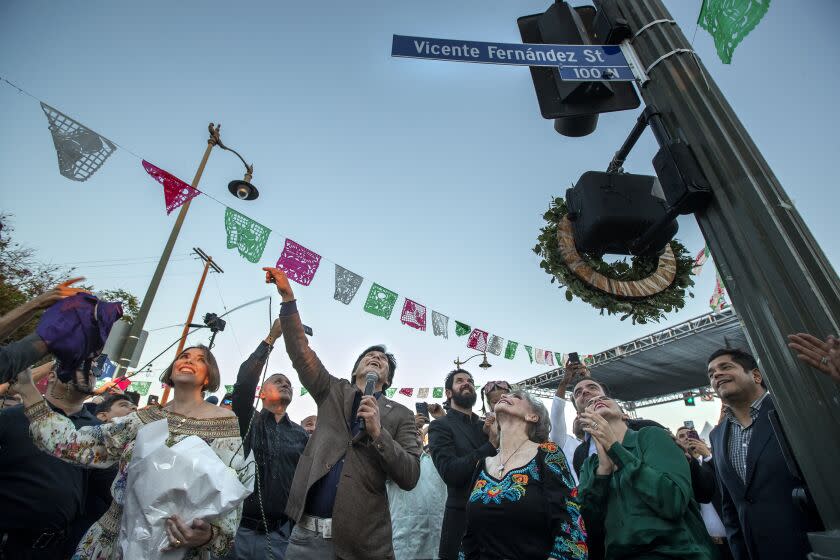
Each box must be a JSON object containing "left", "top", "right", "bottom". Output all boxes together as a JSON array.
[{"left": 497, "top": 440, "right": 530, "bottom": 476}]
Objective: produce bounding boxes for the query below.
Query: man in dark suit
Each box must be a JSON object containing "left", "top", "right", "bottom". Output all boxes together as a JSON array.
[
  {"left": 264, "top": 267, "right": 421, "bottom": 560},
  {"left": 675, "top": 425, "right": 732, "bottom": 559},
  {"left": 428, "top": 368, "right": 497, "bottom": 560},
  {"left": 708, "top": 348, "right": 813, "bottom": 560}
]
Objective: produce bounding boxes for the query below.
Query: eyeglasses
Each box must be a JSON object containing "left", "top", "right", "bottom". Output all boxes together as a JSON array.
[{"left": 482, "top": 381, "right": 511, "bottom": 393}]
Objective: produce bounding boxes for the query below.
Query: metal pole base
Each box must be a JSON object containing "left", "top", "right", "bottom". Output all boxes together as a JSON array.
[{"left": 809, "top": 530, "right": 840, "bottom": 560}]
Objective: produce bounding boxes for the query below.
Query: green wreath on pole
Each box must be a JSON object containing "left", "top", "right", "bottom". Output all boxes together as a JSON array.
[{"left": 534, "top": 197, "right": 695, "bottom": 324}]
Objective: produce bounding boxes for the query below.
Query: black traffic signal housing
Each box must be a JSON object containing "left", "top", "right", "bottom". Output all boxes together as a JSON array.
[
  {"left": 565, "top": 171, "right": 678, "bottom": 257},
  {"left": 592, "top": 0, "right": 632, "bottom": 44},
  {"left": 653, "top": 139, "right": 712, "bottom": 215},
  {"left": 517, "top": 1, "right": 640, "bottom": 137},
  {"left": 684, "top": 393, "right": 696, "bottom": 406}
]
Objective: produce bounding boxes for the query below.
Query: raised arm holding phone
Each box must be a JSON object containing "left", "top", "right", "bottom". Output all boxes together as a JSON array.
[
  {"left": 227, "top": 314, "right": 308, "bottom": 560},
  {"left": 262, "top": 267, "right": 420, "bottom": 560}
]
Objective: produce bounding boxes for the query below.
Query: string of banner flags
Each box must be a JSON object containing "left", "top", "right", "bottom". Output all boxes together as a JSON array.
[
  {"left": 3, "top": 77, "right": 729, "bottom": 391},
  {"left": 98, "top": 379, "right": 457, "bottom": 400}
]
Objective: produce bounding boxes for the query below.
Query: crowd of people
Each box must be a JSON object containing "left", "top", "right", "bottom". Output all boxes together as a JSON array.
[{"left": 0, "top": 267, "right": 837, "bottom": 559}]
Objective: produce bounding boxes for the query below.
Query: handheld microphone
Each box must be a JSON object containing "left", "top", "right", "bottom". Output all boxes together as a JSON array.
[{"left": 359, "top": 372, "right": 378, "bottom": 432}]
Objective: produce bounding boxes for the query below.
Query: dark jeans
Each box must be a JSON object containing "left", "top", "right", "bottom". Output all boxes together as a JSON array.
[
  {"left": 283, "top": 525, "right": 335, "bottom": 559},
  {"left": 224, "top": 521, "right": 293, "bottom": 560}
]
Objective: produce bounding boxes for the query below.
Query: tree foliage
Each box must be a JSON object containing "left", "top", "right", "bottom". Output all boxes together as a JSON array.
[{"left": 0, "top": 214, "right": 140, "bottom": 342}]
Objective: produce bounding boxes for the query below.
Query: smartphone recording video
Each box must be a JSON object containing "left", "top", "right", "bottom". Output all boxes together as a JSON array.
[{"left": 415, "top": 402, "right": 429, "bottom": 417}]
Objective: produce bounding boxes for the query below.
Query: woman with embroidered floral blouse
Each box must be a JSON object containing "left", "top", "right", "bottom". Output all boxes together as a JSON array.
[
  {"left": 12, "top": 345, "right": 249, "bottom": 560},
  {"left": 461, "top": 390, "right": 587, "bottom": 560},
  {"left": 577, "top": 396, "right": 716, "bottom": 560}
]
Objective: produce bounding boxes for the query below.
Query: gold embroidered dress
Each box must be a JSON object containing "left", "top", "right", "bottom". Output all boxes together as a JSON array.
[{"left": 24, "top": 401, "right": 246, "bottom": 560}]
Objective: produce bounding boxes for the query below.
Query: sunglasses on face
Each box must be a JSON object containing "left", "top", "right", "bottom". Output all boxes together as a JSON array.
[{"left": 482, "top": 381, "right": 511, "bottom": 393}]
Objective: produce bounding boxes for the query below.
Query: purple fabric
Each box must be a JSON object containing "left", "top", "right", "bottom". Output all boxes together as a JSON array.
[
  {"left": 36, "top": 293, "right": 123, "bottom": 382},
  {"left": 276, "top": 239, "right": 322, "bottom": 286}
]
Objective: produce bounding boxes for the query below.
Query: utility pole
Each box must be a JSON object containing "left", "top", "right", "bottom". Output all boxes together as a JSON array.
[
  {"left": 617, "top": 0, "right": 840, "bottom": 554},
  {"left": 112, "top": 124, "right": 258, "bottom": 381},
  {"left": 160, "top": 247, "right": 223, "bottom": 404},
  {"left": 113, "top": 125, "right": 219, "bottom": 379}
]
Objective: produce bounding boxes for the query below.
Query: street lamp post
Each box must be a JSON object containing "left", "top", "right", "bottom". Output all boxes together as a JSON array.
[
  {"left": 454, "top": 352, "right": 493, "bottom": 370},
  {"left": 113, "top": 123, "right": 258, "bottom": 379}
]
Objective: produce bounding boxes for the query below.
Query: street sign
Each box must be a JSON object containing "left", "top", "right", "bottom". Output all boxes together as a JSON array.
[{"left": 391, "top": 34, "right": 635, "bottom": 81}]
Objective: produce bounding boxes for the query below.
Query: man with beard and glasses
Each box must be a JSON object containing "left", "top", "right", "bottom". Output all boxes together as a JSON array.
[
  {"left": 428, "top": 369, "right": 498, "bottom": 560},
  {"left": 0, "top": 363, "right": 115, "bottom": 560},
  {"left": 227, "top": 318, "right": 309, "bottom": 560}
]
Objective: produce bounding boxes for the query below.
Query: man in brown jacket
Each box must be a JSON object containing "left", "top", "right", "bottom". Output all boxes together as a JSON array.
[{"left": 263, "top": 267, "right": 421, "bottom": 560}]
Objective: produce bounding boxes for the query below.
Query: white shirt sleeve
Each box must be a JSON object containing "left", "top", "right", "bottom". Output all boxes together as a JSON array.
[{"left": 549, "top": 395, "right": 569, "bottom": 448}]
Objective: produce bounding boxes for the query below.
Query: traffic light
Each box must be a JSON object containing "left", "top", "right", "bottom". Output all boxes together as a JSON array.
[
  {"left": 653, "top": 139, "right": 712, "bottom": 215},
  {"left": 565, "top": 171, "right": 678, "bottom": 257},
  {"left": 517, "top": 1, "right": 640, "bottom": 137},
  {"left": 683, "top": 393, "right": 696, "bottom": 406},
  {"left": 591, "top": 0, "right": 632, "bottom": 44}
]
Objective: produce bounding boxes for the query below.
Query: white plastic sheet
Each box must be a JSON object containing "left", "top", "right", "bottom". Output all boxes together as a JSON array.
[{"left": 118, "top": 420, "right": 254, "bottom": 559}]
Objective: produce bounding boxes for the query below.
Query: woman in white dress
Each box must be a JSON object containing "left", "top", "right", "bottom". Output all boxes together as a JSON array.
[{"left": 13, "top": 345, "right": 248, "bottom": 560}]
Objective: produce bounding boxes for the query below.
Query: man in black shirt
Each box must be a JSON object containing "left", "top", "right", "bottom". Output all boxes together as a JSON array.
[
  {"left": 428, "top": 369, "right": 498, "bottom": 560},
  {"left": 228, "top": 318, "right": 308, "bottom": 560},
  {"left": 0, "top": 364, "right": 115, "bottom": 560}
]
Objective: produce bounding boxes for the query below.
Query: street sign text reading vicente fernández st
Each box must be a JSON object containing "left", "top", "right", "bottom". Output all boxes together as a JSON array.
[{"left": 391, "top": 34, "right": 635, "bottom": 81}]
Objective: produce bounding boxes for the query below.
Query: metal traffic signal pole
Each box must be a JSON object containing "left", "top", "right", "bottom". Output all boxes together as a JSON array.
[{"left": 616, "top": 0, "right": 840, "bottom": 552}]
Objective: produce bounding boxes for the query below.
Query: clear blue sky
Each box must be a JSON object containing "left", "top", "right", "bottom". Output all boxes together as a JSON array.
[{"left": 2, "top": 0, "right": 837, "bottom": 430}]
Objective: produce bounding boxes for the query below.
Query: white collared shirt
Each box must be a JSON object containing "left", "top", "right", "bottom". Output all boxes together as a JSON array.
[
  {"left": 698, "top": 456, "right": 726, "bottom": 537},
  {"left": 549, "top": 396, "right": 580, "bottom": 484}
]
